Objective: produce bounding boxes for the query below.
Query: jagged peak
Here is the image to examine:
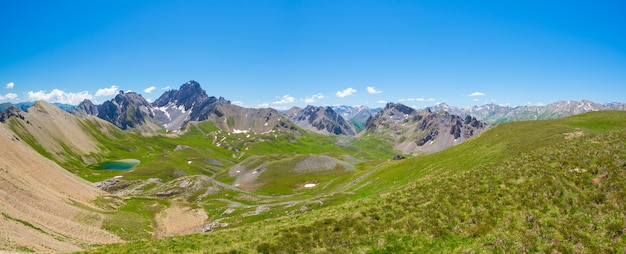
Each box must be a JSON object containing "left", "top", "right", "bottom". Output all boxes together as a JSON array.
[
  {"left": 384, "top": 102, "right": 416, "bottom": 115},
  {"left": 179, "top": 80, "right": 204, "bottom": 94},
  {"left": 78, "top": 99, "right": 95, "bottom": 106}
]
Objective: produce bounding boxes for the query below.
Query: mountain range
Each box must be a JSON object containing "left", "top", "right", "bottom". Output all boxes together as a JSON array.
[
  {"left": 429, "top": 100, "right": 626, "bottom": 124},
  {"left": 3, "top": 80, "right": 625, "bottom": 155},
  {"left": 4, "top": 81, "right": 624, "bottom": 135},
  {"left": 71, "top": 81, "right": 488, "bottom": 153},
  {"left": 72, "top": 81, "right": 300, "bottom": 134}
]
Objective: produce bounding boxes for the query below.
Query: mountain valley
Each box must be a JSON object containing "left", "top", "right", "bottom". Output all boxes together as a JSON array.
[{"left": 1, "top": 81, "right": 626, "bottom": 253}]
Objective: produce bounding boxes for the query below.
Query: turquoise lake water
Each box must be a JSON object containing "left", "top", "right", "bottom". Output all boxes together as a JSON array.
[{"left": 91, "top": 159, "right": 140, "bottom": 170}]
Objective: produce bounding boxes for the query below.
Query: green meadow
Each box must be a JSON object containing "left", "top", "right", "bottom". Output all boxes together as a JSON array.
[{"left": 11, "top": 111, "right": 626, "bottom": 252}]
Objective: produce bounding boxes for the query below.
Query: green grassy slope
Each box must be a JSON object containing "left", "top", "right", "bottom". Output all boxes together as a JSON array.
[{"left": 84, "top": 111, "right": 626, "bottom": 253}]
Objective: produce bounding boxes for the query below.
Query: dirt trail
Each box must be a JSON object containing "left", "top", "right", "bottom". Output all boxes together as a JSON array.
[{"left": 0, "top": 124, "right": 121, "bottom": 253}]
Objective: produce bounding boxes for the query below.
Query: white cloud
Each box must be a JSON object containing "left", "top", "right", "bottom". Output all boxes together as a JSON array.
[
  {"left": 95, "top": 85, "right": 119, "bottom": 96},
  {"left": 377, "top": 100, "right": 386, "bottom": 104},
  {"left": 258, "top": 103, "right": 270, "bottom": 108},
  {"left": 0, "top": 93, "right": 18, "bottom": 101},
  {"left": 144, "top": 86, "right": 156, "bottom": 93},
  {"left": 6, "top": 82, "right": 14, "bottom": 89},
  {"left": 336, "top": 87, "right": 356, "bottom": 98},
  {"left": 427, "top": 98, "right": 436, "bottom": 102},
  {"left": 161, "top": 86, "right": 171, "bottom": 91},
  {"left": 233, "top": 101, "right": 244, "bottom": 106},
  {"left": 273, "top": 95, "right": 295, "bottom": 104},
  {"left": 468, "top": 92, "right": 486, "bottom": 97},
  {"left": 27, "top": 89, "right": 93, "bottom": 105},
  {"left": 367, "top": 86, "right": 382, "bottom": 94},
  {"left": 304, "top": 93, "right": 325, "bottom": 104}
]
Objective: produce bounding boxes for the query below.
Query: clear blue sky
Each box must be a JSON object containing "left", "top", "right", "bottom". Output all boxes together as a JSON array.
[{"left": 1, "top": 0, "right": 625, "bottom": 109}]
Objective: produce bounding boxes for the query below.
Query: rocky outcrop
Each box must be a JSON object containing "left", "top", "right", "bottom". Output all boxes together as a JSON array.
[
  {"left": 0, "top": 106, "right": 25, "bottom": 123},
  {"left": 284, "top": 105, "right": 356, "bottom": 136}
]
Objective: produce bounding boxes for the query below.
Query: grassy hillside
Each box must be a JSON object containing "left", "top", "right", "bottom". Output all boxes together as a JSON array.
[{"left": 84, "top": 111, "right": 626, "bottom": 253}]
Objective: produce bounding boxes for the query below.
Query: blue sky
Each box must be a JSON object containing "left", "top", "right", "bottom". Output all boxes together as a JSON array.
[{"left": 1, "top": 0, "right": 625, "bottom": 109}]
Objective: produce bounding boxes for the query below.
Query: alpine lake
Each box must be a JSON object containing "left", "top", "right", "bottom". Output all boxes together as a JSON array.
[{"left": 90, "top": 159, "right": 140, "bottom": 170}]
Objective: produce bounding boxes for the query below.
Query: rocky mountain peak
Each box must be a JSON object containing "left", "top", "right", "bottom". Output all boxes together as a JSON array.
[
  {"left": 97, "top": 91, "right": 154, "bottom": 130},
  {"left": 151, "top": 81, "right": 231, "bottom": 130},
  {"left": 284, "top": 105, "right": 356, "bottom": 136},
  {"left": 154, "top": 80, "right": 210, "bottom": 111},
  {"left": 366, "top": 102, "right": 487, "bottom": 154},
  {"left": 384, "top": 102, "right": 416, "bottom": 115},
  {"left": 74, "top": 99, "right": 99, "bottom": 117}
]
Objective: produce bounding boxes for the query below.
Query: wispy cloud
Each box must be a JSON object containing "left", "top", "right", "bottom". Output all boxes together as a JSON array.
[
  {"left": 0, "top": 93, "right": 18, "bottom": 101},
  {"left": 377, "top": 100, "right": 386, "bottom": 104},
  {"left": 468, "top": 92, "right": 486, "bottom": 97},
  {"left": 232, "top": 101, "right": 244, "bottom": 106},
  {"left": 304, "top": 93, "right": 325, "bottom": 104},
  {"left": 273, "top": 95, "right": 295, "bottom": 104},
  {"left": 161, "top": 86, "right": 171, "bottom": 91},
  {"left": 144, "top": 86, "right": 156, "bottom": 93},
  {"left": 336, "top": 87, "right": 356, "bottom": 98},
  {"left": 27, "top": 89, "right": 93, "bottom": 105},
  {"left": 6, "top": 82, "right": 14, "bottom": 89},
  {"left": 258, "top": 103, "right": 270, "bottom": 108},
  {"left": 95, "top": 85, "right": 119, "bottom": 96},
  {"left": 367, "top": 86, "right": 382, "bottom": 94}
]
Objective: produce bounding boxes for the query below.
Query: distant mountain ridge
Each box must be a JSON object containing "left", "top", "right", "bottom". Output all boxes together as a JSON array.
[
  {"left": 1, "top": 101, "right": 76, "bottom": 112},
  {"left": 365, "top": 102, "right": 487, "bottom": 154},
  {"left": 284, "top": 105, "right": 357, "bottom": 136},
  {"left": 430, "top": 100, "right": 626, "bottom": 124},
  {"left": 330, "top": 105, "right": 380, "bottom": 131}
]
